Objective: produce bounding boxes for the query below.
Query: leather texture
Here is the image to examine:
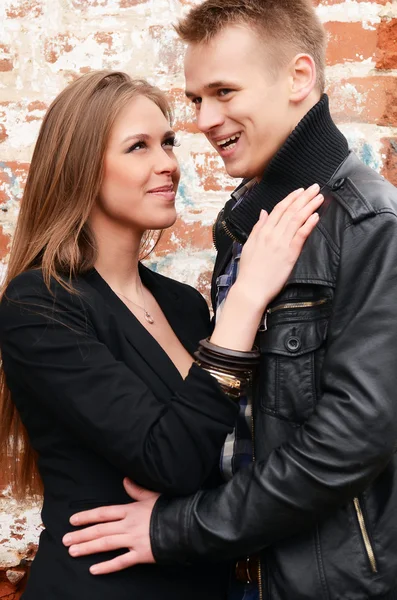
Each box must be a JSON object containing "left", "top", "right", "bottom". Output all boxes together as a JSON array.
[{"left": 151, "top": 152, "right": 397, "bottom": 600}]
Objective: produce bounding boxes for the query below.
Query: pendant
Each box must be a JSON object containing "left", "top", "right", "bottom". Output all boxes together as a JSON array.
[{"left": 144, "top": 310, "right": 154, "bottom": 324}]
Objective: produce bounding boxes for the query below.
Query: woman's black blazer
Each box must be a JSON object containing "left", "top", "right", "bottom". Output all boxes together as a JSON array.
[{"left": 0, "top": 264, "right": 238, "bottom": 600}]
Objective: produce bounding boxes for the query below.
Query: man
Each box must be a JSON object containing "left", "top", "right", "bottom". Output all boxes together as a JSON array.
[{"left": 64, "top": 1, "right": 397, "bottom": 598}]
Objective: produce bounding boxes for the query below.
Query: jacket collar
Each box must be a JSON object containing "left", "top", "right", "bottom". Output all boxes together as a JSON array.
[
  {"left": 84, "top": 264, "right": 192, "bottom": 395},
  {"left": 224, "top": 94, "right": 350, "bottom": 243}
]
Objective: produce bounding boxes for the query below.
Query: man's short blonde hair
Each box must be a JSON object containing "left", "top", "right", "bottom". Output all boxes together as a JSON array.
[{"left": 175, "top": 0, "right": 327, "bottom": 93}]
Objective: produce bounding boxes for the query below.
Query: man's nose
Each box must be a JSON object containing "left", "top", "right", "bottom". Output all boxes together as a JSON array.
[{"left": 196, "top": 101, "right": 225, "bottom": 133}]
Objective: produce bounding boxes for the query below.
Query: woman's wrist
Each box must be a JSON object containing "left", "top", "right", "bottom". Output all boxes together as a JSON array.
[
  {"left": 210, "top": 283, "right": 265, "bottom": 351},
  {"left": 194, "top": 338, "right": 260, "bottom": 401},
  {"left": 229, "top": 280, "right": 270, "bottom": 315}
]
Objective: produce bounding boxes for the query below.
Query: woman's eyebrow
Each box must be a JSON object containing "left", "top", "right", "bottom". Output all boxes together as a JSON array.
[{"left": 121, "top": 131, "right": 175, "bottom": 144}]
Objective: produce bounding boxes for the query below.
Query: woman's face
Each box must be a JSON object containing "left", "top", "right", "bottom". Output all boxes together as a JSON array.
[{"left": 97, "top": 95, "right": 180, "bottom": 233}]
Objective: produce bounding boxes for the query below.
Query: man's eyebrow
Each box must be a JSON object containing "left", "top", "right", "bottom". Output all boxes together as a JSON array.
[
  {"left": 185, "top": 81, "right": 236, "bottom": 98},
  {"left": 121, "top": 131, "right": 175, "bottom": 144}
]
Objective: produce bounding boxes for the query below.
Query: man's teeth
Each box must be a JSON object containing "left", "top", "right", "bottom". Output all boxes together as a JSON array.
[{"left": 217, "top": 133, "right": 241, "bottom": 147}]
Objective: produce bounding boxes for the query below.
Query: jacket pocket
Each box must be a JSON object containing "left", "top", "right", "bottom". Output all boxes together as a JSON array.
[
  {"left": 259, "top": 310, "right": 328, "bottom": 424},
  {"left": 353, "top": 496, "right": 378, "bottom": 574}
]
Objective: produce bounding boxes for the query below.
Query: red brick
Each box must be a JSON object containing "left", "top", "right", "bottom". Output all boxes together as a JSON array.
[
  {"left": 27, "top": 101, "right": 47, "bottom": 112},
  {"left": 44, "top": 34, "right": 76, "bottom": 64},
  {"left": 376, "top": 19, "right": 397, "bottom": 70},
  {"left": 149, "top": 27, "right": 185, "bottom": 76},
  {"left": 156, "top": 220, "right": 213, "bottom": 256},
  {"left": 328, "top": 76, "right": 397, "bottom": 127},
  {"left": 195, "top": 269, "right": 212, "bottom": 305},
  {"left": 168, "top": 89, "right": 199, "bottom": 134},
  {"left": 325, "top": 22, "right": 378, "bottom": 65},
  {"left": 0, "top": 227, "right": 11, "bottom": 261},
  {"left": 70, "top": 0, "right": 108, "bottom": 8},
  {"left": 0, "top": 568, "right": 27, "bottom": 600},
  {"left": 93, "top": 32, "right": 114, "bottom": 55},
  {"left": 0, "top": 45, "right": 15, "bottom": 73},
  {"left": 0, "top": 162, "right": 30, "bottom": 206},
  {"left": 119, "top": 0, "right": 148, "bottom": 6},
  {"left": 6, "top": 0, "right": 43, "bottom": 19},
  {"left": 0, "top": 125, "right": 7, "bottom": 145},
  {"left": 381, "top": 138, "right": 397, "bottom": 187},
  {"left": 192, "top": 152, "right": 235, "bottom": 193}
]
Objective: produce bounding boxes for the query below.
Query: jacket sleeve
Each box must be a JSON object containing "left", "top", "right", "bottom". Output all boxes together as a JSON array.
[
  {"left": 150, "top": 211, "right": 397, "bottom": 563},
  {"left": 0, "top": 272, "right": 238, "bottom": 496}
]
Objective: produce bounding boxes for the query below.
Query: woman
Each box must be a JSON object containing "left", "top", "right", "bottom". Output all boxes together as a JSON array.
[{"left": 0, "top": 70, "right": 322, "bottom": 599}]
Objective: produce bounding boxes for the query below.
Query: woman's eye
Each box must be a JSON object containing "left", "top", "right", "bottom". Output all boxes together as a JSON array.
[
  {"left": 126, "top": 141, "right": 146, "bottom": 153},
  {"left": 191, "top": 97, "right": 202, "bottom": 106},
  {"left": 163, "top": 137, "right": 180, "bottom": 149}
]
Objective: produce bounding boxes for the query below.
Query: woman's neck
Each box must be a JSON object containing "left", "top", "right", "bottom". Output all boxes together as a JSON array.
[{"left": 91, "top": 214, "right": 143, "bottom": 297}]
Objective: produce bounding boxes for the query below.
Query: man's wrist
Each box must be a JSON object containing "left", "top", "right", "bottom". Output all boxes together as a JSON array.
[{"left": 149, "top": 493, "right": 197, "bottom": 566}]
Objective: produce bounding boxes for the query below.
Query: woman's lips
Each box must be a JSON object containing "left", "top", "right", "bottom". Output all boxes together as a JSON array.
[{"left": 147, "top": 185, "right": 175, "bottom": 202}]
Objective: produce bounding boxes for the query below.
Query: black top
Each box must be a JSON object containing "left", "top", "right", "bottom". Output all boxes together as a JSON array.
[{"left": 0, "top": 264, "right": 237, "bottom": 599}]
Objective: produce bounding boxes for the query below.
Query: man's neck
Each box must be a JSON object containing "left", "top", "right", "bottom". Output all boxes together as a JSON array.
[{"left": 225, "top": 94, "right": 349, "bottom": 242}]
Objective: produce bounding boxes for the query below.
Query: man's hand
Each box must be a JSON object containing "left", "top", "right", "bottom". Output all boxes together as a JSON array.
[{"left": 62, "top": 478, "right": 159, "bottom": 574}]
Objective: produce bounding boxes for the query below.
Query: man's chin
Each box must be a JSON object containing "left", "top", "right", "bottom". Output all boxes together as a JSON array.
[{"left": 223, "top": 160, "right": 254, "bottom": 180}]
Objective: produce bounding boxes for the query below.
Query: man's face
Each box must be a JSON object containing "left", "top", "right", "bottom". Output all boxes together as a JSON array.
[{"left": 184, "top": 25, "right": 297, "bottom": 180}]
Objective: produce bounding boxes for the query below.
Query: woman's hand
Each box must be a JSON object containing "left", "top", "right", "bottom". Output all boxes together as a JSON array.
[
  {"left": 235, "top": 183, "right": 323, "bottom": 311},
  {"left": 63, "top": 479, "right": 158, "bottom": 574},
  {"left": 210, "top": 184, "right": 323, "bottom": 351}
]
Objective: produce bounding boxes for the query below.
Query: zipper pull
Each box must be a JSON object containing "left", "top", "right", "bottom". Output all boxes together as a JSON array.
[{"left": 259, "top": 311, "right": 268, "bottom": 332}]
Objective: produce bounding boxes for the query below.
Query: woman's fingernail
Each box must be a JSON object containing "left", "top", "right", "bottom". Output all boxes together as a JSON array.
[
  {"left": 69, "top": 546, "right": 79, "bottom": 556},
  {"left": 70, "top": 516, "right": 79, "bottom": 525},
  {"left": 63, "top": 535, "right": 71, "bottom": 546},
  {"left": 310, "top": 183, "right": 320, "bottom": 191},
  {"left": 90, "top": 566, "right": 99, "bottom": 575}
]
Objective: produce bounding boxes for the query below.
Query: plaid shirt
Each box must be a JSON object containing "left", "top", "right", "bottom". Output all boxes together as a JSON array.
[{"left": 215, "top": 181, "right": 260, "bottom": 600}]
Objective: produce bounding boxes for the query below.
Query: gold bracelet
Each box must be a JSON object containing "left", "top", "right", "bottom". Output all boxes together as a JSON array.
[{"left": 197, "top": 361, "right": 249, "bottom": 400}]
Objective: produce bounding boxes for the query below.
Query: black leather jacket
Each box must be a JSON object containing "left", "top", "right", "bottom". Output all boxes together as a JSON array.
[{"left": 151, "top": 152, "right": 397, "bottom": 600}]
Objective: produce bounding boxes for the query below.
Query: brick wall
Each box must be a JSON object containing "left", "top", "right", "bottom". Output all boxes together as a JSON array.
[{"left": 1, "top": 0, "right": 397, "bottom": 596}]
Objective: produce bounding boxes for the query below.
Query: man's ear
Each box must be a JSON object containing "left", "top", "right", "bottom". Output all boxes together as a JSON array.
[{"left": 288, "top": 53, "right": 317, "bottom": 103}]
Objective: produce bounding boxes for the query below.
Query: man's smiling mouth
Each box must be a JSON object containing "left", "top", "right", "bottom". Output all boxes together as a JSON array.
[{"left": 216, "top": 133, "right": 241, "bottom": 150}]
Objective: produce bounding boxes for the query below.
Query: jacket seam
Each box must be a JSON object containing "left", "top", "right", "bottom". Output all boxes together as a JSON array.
[
  {"left": 315, "top": 526, "right": 331, "bottom": 600},
  {"left": 316, "top": 221, "right": 340, "bottom": 258},
  {"left": 343, "top": 208, "right": 397, "bottom": 232},
  {"left": 337, "top": 179, "right": 374, "bottom": 219}
]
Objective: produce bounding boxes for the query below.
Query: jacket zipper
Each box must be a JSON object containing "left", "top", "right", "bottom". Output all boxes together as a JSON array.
[
  {"left": 212, "top": 221, "right": 218, "bottom": 250},
  {"left": 261, "top": 298, "right": 329, "bottom": 331},
  {"left": 250, "top": 382, "right": 264, "bottom": 600},
  {"left": 221, "top": 220, "right": 240, "bottom": 243},
  {"left": 353, "top": 497, "right": 378, "bottom": 574}
]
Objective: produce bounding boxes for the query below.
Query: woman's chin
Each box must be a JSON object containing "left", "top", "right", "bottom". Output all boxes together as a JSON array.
[{"left": 153, "top": 210, "right": 178, "bottom": 230}]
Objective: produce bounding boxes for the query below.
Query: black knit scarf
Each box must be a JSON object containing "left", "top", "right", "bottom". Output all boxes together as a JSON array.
[{"left": 225, "top": 94, "right": 349, "bottom": 242}]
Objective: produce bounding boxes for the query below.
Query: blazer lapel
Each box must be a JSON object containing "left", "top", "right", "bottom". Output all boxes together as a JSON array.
[{"left": 84, "top": 268, "right": 184, "bottom": 396}]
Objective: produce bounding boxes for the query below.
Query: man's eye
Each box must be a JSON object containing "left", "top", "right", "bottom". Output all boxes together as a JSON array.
[
  {"left": 191, "top": 97, "right": 202, "bottom": 106},
  {"left": 163, "top": 137, "right": 180, "bottom": 149},
  {"left": 218, "top": 89, "right": 233, "bottom": 97}
]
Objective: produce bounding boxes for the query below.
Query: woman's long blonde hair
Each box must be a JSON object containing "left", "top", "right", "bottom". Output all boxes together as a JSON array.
[{"left": 0, "top": 70, "right": 172, "bottom": 499}]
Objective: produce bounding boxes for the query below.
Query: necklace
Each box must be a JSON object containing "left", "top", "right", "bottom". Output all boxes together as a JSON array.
[{"left": 115, "top": 280, "right": 155, "bottom": 325}]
